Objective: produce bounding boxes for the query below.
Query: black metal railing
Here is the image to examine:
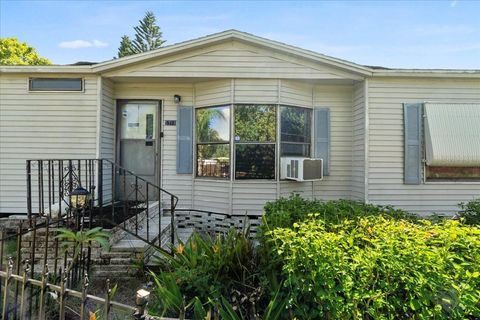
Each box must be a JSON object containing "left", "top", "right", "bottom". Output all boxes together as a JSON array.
[{"left": 26, "top": 159, "right": 179, "bottom": 248}]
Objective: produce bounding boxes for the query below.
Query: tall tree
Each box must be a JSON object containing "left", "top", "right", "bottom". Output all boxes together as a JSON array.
[
  {"left": 117, "top": 11, "right": 166, "bottom": 58},
  {"left": 117, "top": 35, "right": 134, "bottom": 58},
  {"left": 0, "top": 38, "right": 51, "bottom": 65}
]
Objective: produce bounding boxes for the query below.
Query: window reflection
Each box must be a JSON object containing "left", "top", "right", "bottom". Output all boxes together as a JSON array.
[
  {"left": 197, "top": 144, "right": 230, "bottom": 178},
  {"left": 196, "top": 106, "right": 230, "bottom": 143},
  {"left": 196, "top": 106, "right": 230, "bottom": 178},
  {"left": 234, "top": 105, "right": 276, "bottom": 142},
  {"left": 280, "top": 106, "right": 312, "bottom": 156},
  {"left": 235, "top": 144, "right": 275, "bottom": 179}
]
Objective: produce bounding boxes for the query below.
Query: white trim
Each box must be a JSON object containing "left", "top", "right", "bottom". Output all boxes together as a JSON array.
[
  {"left": 1, "top": 66, "right": 92, "bottom": 73},
  {"left": 95, "top": 76, "right": 102, "bottom": 158},
  {"left": 364, "top": 78, "right": 369, "bottom": 203},
  {"left": 372, "top": 69, "right": 480, "bottom": 78},
  {"left": 2, "top": 30, "right": 480, "bottom": 78},
  {"left": 92, "top": 30, "right": 372, "bottom": 76}
]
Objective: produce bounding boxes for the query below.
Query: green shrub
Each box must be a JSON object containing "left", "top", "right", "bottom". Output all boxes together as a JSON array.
[
  {"left": 261, "top": 194, "right": 416, "bottom": 233},
  {"left": 268, "top": 215, "right": 480, "bottom": 319},
  {"left": 459, "top": 198, "right": 480, "bottom": 225}
]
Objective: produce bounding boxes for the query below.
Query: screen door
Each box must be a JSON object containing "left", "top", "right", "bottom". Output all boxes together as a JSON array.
[{"left": 118, "top": 101, "right": 160, "bottom": 200}]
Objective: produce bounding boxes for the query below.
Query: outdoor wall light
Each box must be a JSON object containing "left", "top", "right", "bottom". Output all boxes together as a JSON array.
[
  {"left": 69, "top": 186, "right": 91, "bottom": 209},
  {"left": 174, "top": 94, "right": 181, "bottom": 104}
]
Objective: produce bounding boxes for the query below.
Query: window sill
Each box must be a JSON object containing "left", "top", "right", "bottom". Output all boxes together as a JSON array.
[
  {"left": 424, "top": 180, "right": 480, "bottom": 185},
  {"left": 194, "top": 177, "right": 230, "bottom": 182}
]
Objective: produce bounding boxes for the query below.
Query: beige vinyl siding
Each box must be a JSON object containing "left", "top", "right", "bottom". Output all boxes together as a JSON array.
[
  {"left": 277, "top": 84, "right": 354, "bottom": 200},
  {"left": 280, "top": 79, "right": 314, "bottom": 107},
  {"left": 351, "top": 81, "right": 366, "bottom": 200},
  {"left": 0, "top": 74, "right": 98, "bottom": 213},
  {"left": 99, "top": 78, "right": 115, "bottom": 160},
  {"left": 103, "top": 41, "right": 356, "bottom": 80},
  {"left": 232, "top": 181, "right": 277, "bottom": 216},
  {"left": 195, "top": 80, "right": 231, "bottom": 107},
  {"left": 368, "top": 77, "right": 480, "bottom": 215},
  {"left": 312, "top": 84, "right": 354, "bottom": 200},
  {"left": 234, "top": 79, "right": 278, "bottom": 104},
  {"left": 113, "top": 81, "right": 194, "bottom": 209},
  {"left": 98, "top": 78, "right": 115, "bottom": 202},
  {"left": 193, "top": 180, "right": 230, "bottom": 213}
]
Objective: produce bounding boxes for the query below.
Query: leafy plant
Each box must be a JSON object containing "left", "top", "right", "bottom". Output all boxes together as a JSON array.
[
  {"left": 458, "top": 198, "right": 480, "bottom": 225},
  {"left": 268, "top": 215, "right": 480, "bottom": 319},
  {"left": 55, "top": 227, "right": 110, "bottom": 275},
  {"left": 148, "top": 228, "right": 287, "bottom": 319}
]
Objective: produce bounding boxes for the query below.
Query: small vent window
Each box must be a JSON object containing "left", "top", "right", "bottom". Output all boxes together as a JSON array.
[{"left": 29, "top": 78, "right": 83, "bottom": 92}]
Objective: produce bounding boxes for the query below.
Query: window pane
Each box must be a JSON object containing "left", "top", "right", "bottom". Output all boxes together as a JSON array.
[
  {"left": 234, "top": 105, "right": 276, "bottom": 142},
  {"left": 30, "top": 78, "right": 83, "bottom": 91},
  {"left": 235, "top": 144, "right": 275, "bottom": 179},
  {"left": 197, "top": 144, "right": 230, "bottom": 178},
  {"left": 426, "top": 166, "right": 480, "bottom": 180},
  {"left": 120, "top": 103, "right": 157, "bottom": 139},
  {"left": 281, "top": 143, "right": 310, "bottom": 157},
  {"left": 281, "top": 106, "right": 312, "bottom": 143},
  {"left": 196, "top": 106, "right": 230, "bottom": 143}
]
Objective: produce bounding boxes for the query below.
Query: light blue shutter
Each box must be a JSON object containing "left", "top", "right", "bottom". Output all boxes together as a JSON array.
[
  {"left": 177, "top": 106, "right": 193, "bottom": 174},
  {"left": 314, "top": 108, "right": 330, "bottom": 175},
  {"left": 403, "top": 103, "right": 423, "bottom": 184}
]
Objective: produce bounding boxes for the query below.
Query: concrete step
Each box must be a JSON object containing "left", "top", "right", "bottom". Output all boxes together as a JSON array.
[{"left": 111, "top": 239, "right": 149, "bottom": 252}]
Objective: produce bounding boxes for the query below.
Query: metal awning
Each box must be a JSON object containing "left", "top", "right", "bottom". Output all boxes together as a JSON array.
[{"left": 424, "top": 103, "right": 480, "bottom": 166}]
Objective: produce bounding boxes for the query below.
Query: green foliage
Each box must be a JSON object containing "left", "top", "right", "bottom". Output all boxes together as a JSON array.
[
  {"left": 149, "top": 229, "right": 287, "bottom": 319},
  {"left": 117, "top": 11, "right": 165, "bottom": 58},
  {"left": 0, "top": 38, "right": 51, "bottom": 65},
  {"left": 55, "top": 227, "right": 110, "bottom": 274},
  {"left": 260, "top": 194, "right": 416, "bottom": 233},
  {"left": 459, "top": 198, "right": 480, "bottom": 225},
  {"left": 268, "top": 215, "right": 480, "bottom": 319},
  {"left": 234, "top": 105, "right": 276, "bottom": 142},
  {"left": 117, "top": 35, "right": 134, "bottom": 58}
]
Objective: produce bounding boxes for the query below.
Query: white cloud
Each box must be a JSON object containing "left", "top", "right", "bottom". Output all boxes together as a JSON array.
[
  {"left": 59, "top": 39, "right": 108, "bottom": 49},
  {"left": 451, "top": 0, "right": 458, "bottom": 7}
]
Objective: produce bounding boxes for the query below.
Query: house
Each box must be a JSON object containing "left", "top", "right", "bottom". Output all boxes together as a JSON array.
[{"left": 1, "top": 30, "right": 479, "bottom": 218}]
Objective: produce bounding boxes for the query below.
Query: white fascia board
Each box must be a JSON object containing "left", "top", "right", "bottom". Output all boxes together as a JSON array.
[
  {"left": 372, "top": 69, "right": 480, "bottom": 78},
  {"left": 0, "top": 66, "right": 93, "bottom": 74}
]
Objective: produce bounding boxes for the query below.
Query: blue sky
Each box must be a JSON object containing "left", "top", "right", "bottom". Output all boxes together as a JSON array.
[{"left": 1, "top": 0, "right": 479, "bottom": 69}]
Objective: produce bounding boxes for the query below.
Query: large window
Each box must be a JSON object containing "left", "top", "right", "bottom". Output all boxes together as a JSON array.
[
  {"left": 280, "top": 106, "right": 312, "bottom": 157},
  {"left": 196, "top": 106, "right": 230, "bottom": 178},
  {"left": 195, "top": 104, "right": 314, "bottom": 180},
  {"left": 29, "top": 78, "right": 83, "bottom": 91},
  {"left": 234, "top": 105, "right": 276, "bottom": 179}
]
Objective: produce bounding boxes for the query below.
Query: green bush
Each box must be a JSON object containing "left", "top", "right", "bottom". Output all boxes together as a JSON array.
[
  {"left": 261, "top": 194, "right": 417, "bottom": 233},
  {"left": 268, "top": 215, "right": 480, "bottom": 319},
  {"left": 459, "top": 198, "right": 480, "bottom": 225}
]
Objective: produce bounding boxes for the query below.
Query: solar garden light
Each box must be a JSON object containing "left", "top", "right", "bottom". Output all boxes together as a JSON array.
[
  {"left": 134, "top": 288, "right": 151, "bottom": 319},
  {"left": 69, "top": 186, "right": 91, "bottom": 229},
  {"left": 69, "top": 186, "right": 91, "bottom": 209}
]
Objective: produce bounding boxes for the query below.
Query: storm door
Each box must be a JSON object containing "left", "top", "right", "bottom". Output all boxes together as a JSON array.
[{"left": 117, "top": 101, "right": 161, "bottom": 200}]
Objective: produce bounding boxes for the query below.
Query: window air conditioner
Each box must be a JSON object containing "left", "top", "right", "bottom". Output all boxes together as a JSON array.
[{"left": 280, "top": 157, "right": 323, "bottom": 181}]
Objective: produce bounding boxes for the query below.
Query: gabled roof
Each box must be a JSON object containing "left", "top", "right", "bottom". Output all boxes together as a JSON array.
[
  {"left": 0, "top": 29, "right": 479, "bottom": 78},
  {"left": 91, "top": 29, "right": 373, "bottom": 76}
]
